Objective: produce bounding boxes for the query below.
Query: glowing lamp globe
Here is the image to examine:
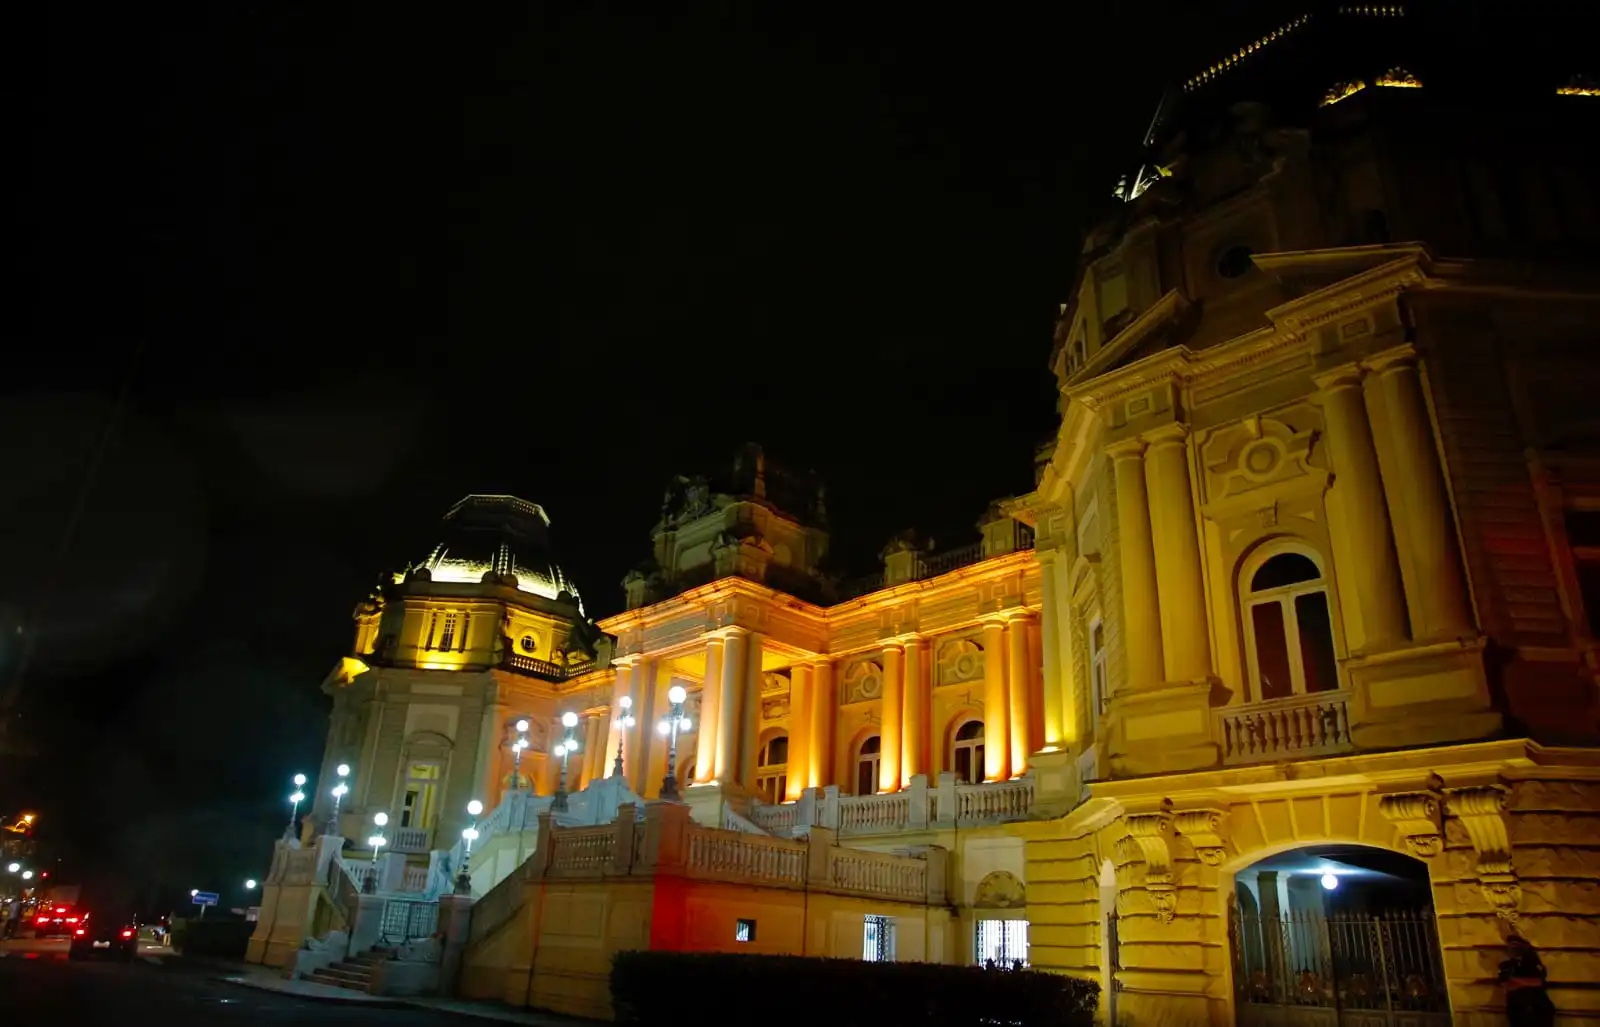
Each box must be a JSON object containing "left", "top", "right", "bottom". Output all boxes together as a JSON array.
[
  {"left": 373, "top": 812, "right": 388, "bottom": 827},
  {"left": 516, "top": 718, "right": 530, "bottom": 733},
  {"left": 657, "top": 720, "right": 671, "bottom": 736},
  {"left": 245, "top": 879, "right": 257, "bottom": 889},
  {"left": 467, "top": 800, "right": 484, "bottom": 817},
  {"left": 293, "top": 773, "right": 307, "bottom": 787},
  {"left": 336, "top": 764, "right": 351, "bottom": 777},
  {"left": 561, "top": 711, "right": 579, "bottom": 729},
  {"left": 1321, "top": 872, "right": 1339, "bottom": 891},
  {"left": 668, "top": 685, "right": 687, "bottom": 705},
  {"left": 618, "top": 695, "right": 632, "bottom": 710},
  {"left": 462, "top": 827, "right": 479, "bottom": 843}
]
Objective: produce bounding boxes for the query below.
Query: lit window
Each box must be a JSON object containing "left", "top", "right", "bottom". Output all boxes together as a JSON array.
[
  {"left": 855, "top": 736, "right": 881, "bottom": 796},
  {"left": 1242, "top": 551, "right": 1339, "bottom": 702},
  {"left": 755, "top": 735, "right": 788, "bottom": 804},
  {"left": 400, "top": 763, "right": 441, "bottom": 829},
  {"left": 863, "top": 914, "right": 895, "bottom": 962},
  {"left": 735, "top": 918, "right": 756, "bottom": 942},
  {"left": 952, "top": 720, "right": 985, "bottom": 785},
  {"left": 519, "top": 635, "right": 537, "bottom": 653},
  {"left": 1089, "top": 619, "right": 1109, "bottom": 721},
  {"left": 976, "top": 919, "right": 1029, "bottom": 968},
  {"left": 439, "top": 613, "right": 458, "bottom": 652}
]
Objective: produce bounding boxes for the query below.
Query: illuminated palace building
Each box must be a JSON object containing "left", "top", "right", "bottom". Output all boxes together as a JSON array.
[{"left": 249, "top": 8, "right": 1600, "bottom": 1026}]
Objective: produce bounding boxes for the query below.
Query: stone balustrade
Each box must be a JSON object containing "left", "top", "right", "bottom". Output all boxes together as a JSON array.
[
  {"left": 748, "top": 772, "right": 1035, "bottom": 838},
  {"left": 526, "top": 803, "right": 946, "bottom": 906},
  {"left": 1215, "top": 690, "right": 1355, "bottom": 765},
  {"left": 389, "top": 827, "right": 431, "bottom": 854}
]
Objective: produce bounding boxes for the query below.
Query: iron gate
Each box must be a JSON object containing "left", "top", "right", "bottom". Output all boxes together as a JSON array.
[
  {"left": 1107, "top": 912, "right": 1122, "bottom": 1027},
  {"left": 1231, "top": 908, "right": 1450, "bottom": 1027}
]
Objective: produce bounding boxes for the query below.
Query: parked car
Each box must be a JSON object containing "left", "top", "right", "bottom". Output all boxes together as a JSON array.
[{"left": 68, "top": 909, "right": 140, "bottom": 961}]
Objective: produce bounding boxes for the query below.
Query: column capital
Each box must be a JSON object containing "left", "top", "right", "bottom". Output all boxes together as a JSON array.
[
  {"left": 1365, "top": 343, "right": 1420, "bottom": 377},
  {"left": 1143, "top": 422, "right": 1192, "bottom": 450},
  {"left": 1104, "top": 436, "right": 1149, "bottom": 461},
  {"left": 706, "top": 626, "right": 747, "bottom": 642},
  {"left": 1311, "top": 361, "right": 1367, "bottom": 393}
]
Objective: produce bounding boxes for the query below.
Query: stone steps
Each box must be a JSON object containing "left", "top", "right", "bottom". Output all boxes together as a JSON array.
[{"left": 306, "top": 948, "right": 393, "bottom": 992}]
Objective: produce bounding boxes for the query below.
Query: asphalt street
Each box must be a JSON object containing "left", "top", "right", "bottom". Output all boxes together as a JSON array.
[{"left": 0, "top": 938, "right": 462, "bottom": 1025}]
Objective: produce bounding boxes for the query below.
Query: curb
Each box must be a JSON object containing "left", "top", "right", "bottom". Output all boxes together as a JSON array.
[{"left": 214, "top": 974, "right": 421, "bottom": 1011}]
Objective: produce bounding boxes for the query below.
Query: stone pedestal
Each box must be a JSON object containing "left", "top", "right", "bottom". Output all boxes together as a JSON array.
[
  {"left": 1025, "top": 748, "right": 1080, "bottom": 819},
  {"left": 1105, "top": 681, "right": 1219, "bottom": 776},
  {"left": 1345, "top": 637, "right": 1500, "bottom": 749},
  {"left": 437, "top": 893, "right": 474, "bottom": 996}
]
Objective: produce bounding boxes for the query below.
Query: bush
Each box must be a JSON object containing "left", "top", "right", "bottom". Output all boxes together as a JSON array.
[
  {"left": 176, "top": 918, "right": 255, "bottom": 960},
  {"left": 611, "top": 951, "right": 1098, "bottom": 1027}
]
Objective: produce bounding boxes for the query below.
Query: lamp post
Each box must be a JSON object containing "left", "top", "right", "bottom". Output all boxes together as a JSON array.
[
  {"left": 608, "top": 697, "right": 633, "bottom": 774},
  {"left": 655, "top": 685, "right": 692, "bottom": 802},
  {"left": 285, "top": 773, "right": 307, "bottom": 842},
  {"left": 365, "top": 812, "right": 388, "bottom": 893},
  {"left": 327, "top": 764, "right": 351, "bottom": 836},
  {"left": 552, "top": 712, "right": 580, "bottom": 812},
  {"left": 512, "top": 718, "right": 530, "bottom": 790},
  {"left": 454, "top": 799, "right": 483, "bottom": 895}
]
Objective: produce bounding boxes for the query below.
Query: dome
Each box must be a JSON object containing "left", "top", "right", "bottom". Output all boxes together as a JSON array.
[{"left": 415, "top": 495, "right": 584, "bottom": 613}]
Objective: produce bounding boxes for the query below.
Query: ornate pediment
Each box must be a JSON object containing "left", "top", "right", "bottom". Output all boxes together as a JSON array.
[
  {"left": 840, "top": 659, "right": 884, "bottom": 705},
  {"left": 935, "top": 636, "right": 986, "bottom": 687},
  {"left": 1198, "top": 408, "right": 1326, "bottom": 513}
]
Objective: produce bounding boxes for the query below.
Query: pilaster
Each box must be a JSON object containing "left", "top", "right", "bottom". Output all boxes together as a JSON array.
[
  {"left": 901, "top": 637, "right": 929, "bottom": 786},
  {"left": 878, "top": 642, "right": 904, "bottom": 793},
  {"left": 1006, "top": 614, "right": 1033, "bottom": 776},
  {"left": 1108, "top": 437, "right": 1164, "bottom": 690},
  {"left": 693, "top": 638, "right": 723, "bottom": 784},
  {"left": 786, "top": 663, "right": 813, "bottom": 799},
  {"left": 1144, "top": 424, "right": 1213, "bottom": 683},
  {"left": 979, "top": 621, "right": 1010, "bottom": 781},
  {"left": 809, "top": 659, "right": 835, "bottom": 788}
]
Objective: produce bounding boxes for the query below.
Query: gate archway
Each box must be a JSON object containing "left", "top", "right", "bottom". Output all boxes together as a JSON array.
[{"left": 1228, "top": 843, "right": 1450, "bottom": 1027}]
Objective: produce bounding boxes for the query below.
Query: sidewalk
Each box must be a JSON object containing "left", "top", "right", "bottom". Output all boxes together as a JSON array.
[{"left": 215, "top": 961, "right": 594, "bottom": 1025}]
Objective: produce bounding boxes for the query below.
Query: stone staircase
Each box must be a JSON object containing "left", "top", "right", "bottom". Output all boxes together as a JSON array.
[{"left": 307, "top": 948, "right": 390, "bottom": 992}]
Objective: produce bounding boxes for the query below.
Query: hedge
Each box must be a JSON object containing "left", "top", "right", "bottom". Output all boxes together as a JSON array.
[
  {"left": 611, "top": 951, "right": 1098, "bottom": 1027},
  {"left": 175, "top": 917, "right": 255, "bottom": 960}
]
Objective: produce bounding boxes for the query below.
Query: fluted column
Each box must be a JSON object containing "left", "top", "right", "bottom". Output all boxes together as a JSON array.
[
  {"left": 693, "top": 637, "right": 723, "bottom": 784},
  {"left": 714, "top": 630, "right": 746, "bottom": 783},
  {"left": 1110, "top": 439, "right": 1164, "bottom": 690},
  {"left": 1315, "top": 367, "right": 1410, "bottom": 651},
  {"left": 1368, "top": 352, "right": 1475, "bottom": 640},
  {"left": 878, "top": 643, "right": 904, "bottom": 793},
  {"left": 603, "top": 661, "right": 633, "bottom": 778},
  {"left": 629, "top": 658, "right": 658, "bottom": 795},
  {"left": 901, "top": 638, "right": 928, "bottom": 786},
  {"left": 1037, "top": 549, "right": 1067, "bottom": 746},
  {"left": 1007, "top": 616, "right": 1032, "bottom": 775},
  {"left": 980, "top": 621, "right": 1009, "bottom": 781},
  {"left": 1144, "top": 425, "right": 1213, "bottom": 682},
  {"left": 739, "top": 635, "right": 764, "bottom": 787},
  {"left": 475, "top": 699, "right": 508, "bottom": 803},
  {"left": 785, "top": 663, "right": 812, "bottom": 799},
  {"left": 809, "top": 659, "right": 835, "bottom": 787}
]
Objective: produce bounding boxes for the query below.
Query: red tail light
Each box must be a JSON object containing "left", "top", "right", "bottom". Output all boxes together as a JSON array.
[
  {"left": 65, "top": 917, "right": 78, "bottom": 923},
  {"left": 121, "top": 929, "right": 134, "bottom": 938},
  {"left": 35, "top": 917, "right": 48, "bottom": 925},
  {"left": 74, "top": 928, "right": 85, "bottom": 936}
]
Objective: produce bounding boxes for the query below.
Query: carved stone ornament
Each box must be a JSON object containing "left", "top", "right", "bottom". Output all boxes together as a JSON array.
[
  {"left": 1378, "top": 788, "right": 1446, "bottom": 859},
  {"left": 1445, "top": 785, "right": 1521, "bottom": 922},
  {"left": 1122, "top": 810, "right": 1177, "bottom": 922},
  {"left": 1173, "top": 808, "right": 1230, "bottom": 866}
]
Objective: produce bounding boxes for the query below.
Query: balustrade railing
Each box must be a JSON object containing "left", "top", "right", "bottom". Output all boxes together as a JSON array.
[
  {"left": 401, "top": 864, "right": 429, "bottom": 893},
  {"left": 748, "top": 773, "right": 1035, "bottom": 837},
  {"left": 390, "top": 827, "right": 430, "bottom": 854},
  {"left": 548, "top": 825, "right": 613, "bottom": 874},
  {"left": 828, "top": 848, "right": 927, "bottom": 903},
  {"left": 1216, "top": 690, "right": 1355, "bottom": 765},
  {"left": 685, "top": 827, "right": 806, "bottom": 886}
]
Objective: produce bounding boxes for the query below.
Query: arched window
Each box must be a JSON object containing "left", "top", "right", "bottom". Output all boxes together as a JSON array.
[
  {"left": 855, "top": 735, "right": 881, "bottom": 796},
  {"left": 952, "top": 720, "right": 985, "bottom": 785},
  {"left": 1243, "top": 549, "right": 1340, "bottom": 702},
  {"left": 756, "top": 734, "right": 788, "bottom": 804}
]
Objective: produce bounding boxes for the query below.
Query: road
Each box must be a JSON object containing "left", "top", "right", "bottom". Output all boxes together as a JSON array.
[{"left": 0, "top": 937, "right": 461, "bottom": 1025}]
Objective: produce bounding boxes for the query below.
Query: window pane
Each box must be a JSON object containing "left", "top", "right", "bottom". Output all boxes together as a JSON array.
[
  {"left": 1250, "top": 602, "right": 1294, "bottom": 701},
  {"left": 1251, "top": 553, "right": 1321, "bottom": 591},
  {"left": 764, "top": 736, "right": 788, "bottom": 766},
  {"left": 857, "top": 757, "right": 876, "bottom": 796},
  {"left": 1294, "top": 592, "right": 1339, "bottom": 693},
  {"left": 954, "top": 747, "right": 971, "bottom": 783}
]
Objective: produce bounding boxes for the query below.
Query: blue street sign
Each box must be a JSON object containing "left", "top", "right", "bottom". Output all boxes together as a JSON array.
[{"left": 191, "top": 891, "right": 219, "bottom": 906}]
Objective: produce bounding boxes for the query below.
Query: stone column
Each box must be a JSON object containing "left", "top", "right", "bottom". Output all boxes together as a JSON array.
[
  {"left": 786, "top": 663, "right": 813, "bottom": 799},
  {"left": 809, "top": 659, "right": 835, "bottom": 787},
  {"left": 474, "top": 698, "right": 508, "bottom": 804},
  {"left": 629, "top": 658, "right": 659, "bottom": 795},
  {"left": 1025, "top": 616, "right": 1044, "bottom": 753},
  {"left": 1144, "top": 425, "right": 1213, "bottom": 682},
  {"left": 603, "top": 661, "right": 633, "bottom": 778},
  {"left": 1110, "top": 439, "right": 1164, "bottom": 690},
  {"left": 1367, "top": 352, "right": 1475, "bottom": 640},
  {"left": 714, "top": 630, "right": 746, "bottom": 784},
  {"left": 739, "top": 635, "right": 764, "bottom": 787},
  {"left": 1315, "top": 367, "right": 1410, "bottom": 651},
  {"left": 693, "top": 637, "right": 723, "bottom": 784},
  {"left": 980, "top": 621, "right": 1010, "bottom": 781},
  {"left": 1037, "top": 549, "right": 1068, "bottom": 746},
  {"left": 1007, "top": 615, "right": 1034, "bottom": 776},
  {"left": 878, "top": 643, "right": 904, "bottom": 793},
  {"left": 582, "top": 714, "right": 604, "bottom": 787},
  {"left": 901, "top": 638, "right": 929, "bottom": 786}
]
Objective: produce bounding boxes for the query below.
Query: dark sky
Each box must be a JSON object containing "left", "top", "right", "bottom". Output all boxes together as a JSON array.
[{"left": 6, "top": 5, "right": 1279, "bottom": 904}]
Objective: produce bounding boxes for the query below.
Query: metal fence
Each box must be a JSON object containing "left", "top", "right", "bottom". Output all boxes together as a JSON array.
[
  {"left": 378, "top": 898, "right": 439, "bottom": 944},
  {"left": 1232, "top": 908, "right": 1450, "bottom": 1027}
]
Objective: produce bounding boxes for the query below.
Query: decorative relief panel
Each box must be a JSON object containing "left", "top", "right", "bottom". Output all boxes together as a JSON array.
[
  {"left": 840, "top": 659, "right": 884, "bottom": 706},
  {"left": 973, "top": 870, "right": 1027, "bottom": 910},
  {"left": 1198, "top": 407, "right": 1326, "bottom": 510},
  {"left": 761, "top": 697, "right": 790, "bottom": 721},
  {"left": 935, "top": 636, "right": 985, "bottom": 687},
  {"left": 761, "top": 671, "right": 790, "bottom": 695}
]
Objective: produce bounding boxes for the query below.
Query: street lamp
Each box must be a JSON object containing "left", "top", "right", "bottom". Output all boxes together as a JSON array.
[
  {"left": 552, "top": 712, "right": 581, "bottom": 812},
  {"left": 512, "top": 719, "right": 530, "bottom": 790},
  {"left": 5, "top": 862, "right": 18, "bottom": 873},
  {"left": 327, "top": 764, "right": 350, "bottom": 836},
  {"left": 244, "top": 879, "right": 257, "bottom": 890},
  {"left": 612, "top": 696, "right": 636, "bottom": 778},
  {"left": 455, "top": 799, "right": 484, "bottom": 895},
  {"left": 655, "top": 685, "right": 692, "bottom": 802},
  {"left": 364, "top": 812, "right": 388, "bottom": 893},
  {"left": 285, "top": 773, "right": 308, "bottom": 841},
  {"left": 20, "top": 871, "right": 32, "bottom": 881}
]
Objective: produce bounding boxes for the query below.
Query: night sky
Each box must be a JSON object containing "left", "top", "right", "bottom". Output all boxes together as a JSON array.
[{"left": 8, "top": 5, "right": 1281, "bottom": 906}]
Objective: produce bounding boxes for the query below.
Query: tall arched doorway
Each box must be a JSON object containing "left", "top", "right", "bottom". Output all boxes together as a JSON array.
[{"left": 1230, "top": 844, "right": 1450, "bottom": 1027}]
